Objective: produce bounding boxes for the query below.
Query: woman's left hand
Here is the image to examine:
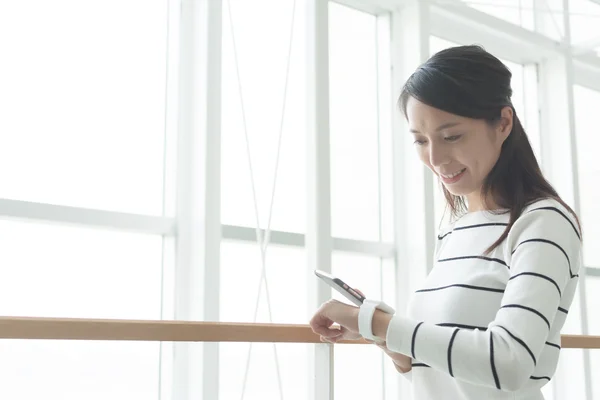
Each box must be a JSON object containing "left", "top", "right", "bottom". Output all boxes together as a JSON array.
[{"left": 309, "top": 299, "right": 361, "bottom": 343}]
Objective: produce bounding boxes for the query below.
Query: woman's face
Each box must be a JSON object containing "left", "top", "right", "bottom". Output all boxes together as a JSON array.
[{"left": 405, "top": 97, "right": 512, "bottom": 210}]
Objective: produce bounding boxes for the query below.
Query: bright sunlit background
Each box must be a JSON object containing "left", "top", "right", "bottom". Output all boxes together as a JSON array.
[{"left": 0, "top": 0, "right": 599, "bottom": 399}]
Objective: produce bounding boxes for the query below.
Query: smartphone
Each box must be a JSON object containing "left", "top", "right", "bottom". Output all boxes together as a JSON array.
[{"left": 314, "top": 269, "right": 365, "bottom": 306}]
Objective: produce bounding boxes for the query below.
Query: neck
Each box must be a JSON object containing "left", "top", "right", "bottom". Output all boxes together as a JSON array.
[{"left": 466, "top": 192, "right": 500, "bottom": 213}]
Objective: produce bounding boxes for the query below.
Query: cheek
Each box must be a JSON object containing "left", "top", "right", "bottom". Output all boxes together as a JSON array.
[
  {"left": 470, "top": 143, "right": 500, "bottom": 175},
  {"left": 418, "top": 151, "right": 438, "bottom": 175},
  {"left": 416, "top": 147, "right": 430, "bottom": 166}
]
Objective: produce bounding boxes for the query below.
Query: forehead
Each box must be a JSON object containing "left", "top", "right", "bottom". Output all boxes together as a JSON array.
[{"left": 406, "top": 97, "right": 465, "bottom": 132}]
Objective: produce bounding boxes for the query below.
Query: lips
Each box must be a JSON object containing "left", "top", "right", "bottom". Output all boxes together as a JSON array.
[
  {"left": 439, "top": 168, "right": 466, "bottom": 184},
  {"left": 440, "top": 168, "right": 466, "bottom": 179}
]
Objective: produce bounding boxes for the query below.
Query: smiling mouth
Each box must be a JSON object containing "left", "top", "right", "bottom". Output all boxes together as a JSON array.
[{"left": 440, "top": 168, "right": 466, "bottom": 179}]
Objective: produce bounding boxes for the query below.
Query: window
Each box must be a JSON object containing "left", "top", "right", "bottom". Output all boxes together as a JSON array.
[
  {"left": 328, "top": 5, "right": 396, "bottom": 394},
  {"left": 219, "top": 239, "right": 308, "bottom": 397},
  {"left": 219, "top": 343, "right": 310, "bottom": 400},
  {"left": 0, "top": 220, "right": 163, "bottom": 319},
  {"left": 220, "top": 2, "right": 396, "bottom": 398},
  {"left": 219, "top": 1, "right": 310, "bottom": 395},
  {"left": 570, "top": 0, "right": 600, "bottom": 54},
  {"left": 221, "top": 0, "right": 307, "bottom": 234},
  {"left": 329, "top": 2, "right": 394, "bottom": 242},
  {"left": 0, "top": 340, "right": 160, "bottom": 400},
  {"left": 332, "top": 253, "right": 396, "bottom": 400},
  {"left": 0, "top": 0, "right": 168, "bottom": 216},
  {"left": 463, "top": 0, "right": 536, "bottom": 29},
  {"left": 0, "top": 1, "right": 169, "bottom": 397},
  {"left": 573, "top": 85, "right": 600, "bottom": 267},
  {"left": 0, "top": 214, "right": 165, "bottom": 400},
  {"left": 219, "top": 241, "right": 307, "bottom": 324}
]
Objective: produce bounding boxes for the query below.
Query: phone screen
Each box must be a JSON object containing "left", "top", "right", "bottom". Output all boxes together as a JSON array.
[{"left": 314, "top": 269, "right": 365, "bottom": 306}]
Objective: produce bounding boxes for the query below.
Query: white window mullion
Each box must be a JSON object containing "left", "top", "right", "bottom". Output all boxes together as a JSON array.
[
  {"left": 306, "top": 1, "right": 334, "bottom": 399},
  {"left": 0, "top": 199, "right": 175, "bottom": 235},
  {"left": 389, "top": 1, "right": 432, "bottom": 398},
  {"left": 560, "top": 1, "right": 592, "bottom": 398},
  {"left": 376, "top": 13, "right": 398, "bottom": 400},
  {"left": 535, "top": 0, "right": 592, "bottom": 399},
  {"left": 159, "top": 1, "right": 182, "bottom": 397},
  {"left": 173, "top": 1, "right": 222, "bottom": 400}
]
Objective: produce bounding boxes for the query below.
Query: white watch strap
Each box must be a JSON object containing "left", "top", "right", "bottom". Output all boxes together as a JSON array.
[{"left": 358, "top": 299, "right": 395, "bottom": 341}]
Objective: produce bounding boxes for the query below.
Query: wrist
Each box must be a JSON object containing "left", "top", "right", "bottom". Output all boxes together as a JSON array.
[
  {"left": 371, "top": 310, "right": 394, "bottom": 340},
  {"left": 331, "top": 301, "right": 360, "bottom": 333}
]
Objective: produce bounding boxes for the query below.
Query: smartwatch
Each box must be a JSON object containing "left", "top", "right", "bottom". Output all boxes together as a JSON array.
[{"left": 358, "top": 299, "right": 395, "bottom": 341}]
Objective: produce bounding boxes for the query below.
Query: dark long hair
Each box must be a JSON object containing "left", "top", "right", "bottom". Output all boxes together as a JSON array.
[{"left": 399, "top": 45, "right": 581, "bottom": 254}]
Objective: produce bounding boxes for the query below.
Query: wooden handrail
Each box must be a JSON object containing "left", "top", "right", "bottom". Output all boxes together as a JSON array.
[{"left": 0, "top": 317, "right": 599, "bottom": 349}]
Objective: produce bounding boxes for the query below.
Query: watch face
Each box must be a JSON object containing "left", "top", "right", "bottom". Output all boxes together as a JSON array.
[{"left": 314, "top": 270, "right": 365, "bottom": 306}]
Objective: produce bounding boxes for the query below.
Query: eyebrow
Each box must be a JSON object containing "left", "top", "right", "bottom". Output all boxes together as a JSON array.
[{"left": 409, "top": 122, "right": 461, "bottom": 134}]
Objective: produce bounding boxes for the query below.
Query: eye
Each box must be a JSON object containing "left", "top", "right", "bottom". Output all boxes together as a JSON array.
[
  {"left": 413, "top": 139, "right": 427, "bottom": 146},
  {"left": 444, "top": 134, "right": 462, "bottom": 142}
]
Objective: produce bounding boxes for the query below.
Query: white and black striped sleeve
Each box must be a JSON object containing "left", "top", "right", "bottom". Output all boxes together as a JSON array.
[{"left": 385, "top": 206, "right": 581, "bottom": 392}]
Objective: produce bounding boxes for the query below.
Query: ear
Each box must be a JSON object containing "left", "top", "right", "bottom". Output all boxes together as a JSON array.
[{"left": 496, "top": 106, "right": 513, "bottom": 143}]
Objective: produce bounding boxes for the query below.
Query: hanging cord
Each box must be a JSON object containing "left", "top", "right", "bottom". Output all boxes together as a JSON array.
[{"left": 225, "top": 0, "right": 297, "bottom": 399}]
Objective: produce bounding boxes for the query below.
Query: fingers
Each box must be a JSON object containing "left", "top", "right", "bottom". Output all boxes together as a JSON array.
[
  {"left": 320, "top": 336, "right": 337, "bottom": 344},
  {"left": 320, "top": 334, "right": 344, "bottom": 344},
  {"left": 309, "top": 314, "right": 336, "bottom": 336},
  {"left": 311, "top": 322, "right": 343, "bottom": 338},
  {"left": 354, "top": 288, "right": 366, "bottom": 297},
  {"left": 321, "top": 328, "right": 343, "bottom": 338}
]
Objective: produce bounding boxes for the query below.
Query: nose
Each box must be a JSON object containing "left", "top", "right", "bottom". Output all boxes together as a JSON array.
[{"left": 429, "top": 142, "right": 451, "bottom": 168}]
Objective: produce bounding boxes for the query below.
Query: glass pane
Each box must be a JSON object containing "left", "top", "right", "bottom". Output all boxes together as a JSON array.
[
  {"left": 460, "top": 0, "right": 535, "bottom": 30},
  {"left": 503, "top": 61, "right": 542, "bottom": 162},
  {"left": 220, "top": 241, "right": 307, "bottom": 324},
  {"left": 585, "top": 274, "right": 600, "bottom": 399},
  {"left": 335, "top": 344, "right": 385, "bottom": 400},
  {"left": 220, "top": 342, "right": 309, "bottom": 400},
  {"left": 332, "top": 253, "right": 396, "bottom": 399},
  {"left": 522, "top": 64, "right": 542, "bottom": 162},
  {"left": 377, "top": 22, "right": 395, "bottom": 244},
  {"left": 221, "top": 0, "right": 307, "bottom": 234},
  {"left": 574, "top": 85, "right": 600, "bottom": 267},
  {"left": 331, "top": 253, "right": 396, "bottom": 310},
  {"left": 0, "top": 220, "right": 163, "bottom": 319},
  {"left": 0, "top": 340, "right": 159, "bottom": 400},
  {"left": 430, "top": 36, "right": 460, "bottom": 55},
  {"left": 570, "top": 0, "right": 600, "bottom": 49},
  {"left": 0, "top": 0, "right": 167, "bottom": 215},
  {"left": 329, "top": 3, "right": 381, "bottom": 241},
  {"left": 553, "top": 349, "right": 587, "bottom": 399}
]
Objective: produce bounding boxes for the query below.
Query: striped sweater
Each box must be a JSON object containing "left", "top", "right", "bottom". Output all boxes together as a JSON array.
[{"left": 385, "top": 198, "right": 582, "bottom": 399}]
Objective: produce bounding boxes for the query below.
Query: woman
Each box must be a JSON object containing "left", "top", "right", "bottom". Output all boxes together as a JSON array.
[{"left": 309, "top": 45, "right": 582, "bottom": 399}]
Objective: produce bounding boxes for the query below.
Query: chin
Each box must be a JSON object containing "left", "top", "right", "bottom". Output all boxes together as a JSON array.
[{"left": 442, "top": 184, "right": 474, "bottom": 197}]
